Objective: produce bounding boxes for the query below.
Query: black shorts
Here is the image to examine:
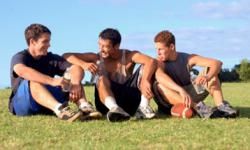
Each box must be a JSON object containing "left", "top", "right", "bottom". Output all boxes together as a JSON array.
[
  {"left": 152, "top": 81, "right": 172, "bottom": 115},
  {"left": 95, "top": 68, "right": 141, "bottom": 116}
]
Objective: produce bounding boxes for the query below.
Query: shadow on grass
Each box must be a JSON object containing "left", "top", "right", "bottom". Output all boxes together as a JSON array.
[{"left": 235, "top": 106, "right": 250, "bottom": 118}]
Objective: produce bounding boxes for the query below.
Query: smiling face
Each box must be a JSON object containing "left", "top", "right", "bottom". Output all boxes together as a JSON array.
[
  {"left": 98, "top": 37, "right": 118, "bottom": 59},
  {"left": 29, "top": 33, "right": 51, "bottom": 59}
]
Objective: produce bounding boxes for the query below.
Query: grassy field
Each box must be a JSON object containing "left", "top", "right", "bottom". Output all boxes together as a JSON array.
[{"left": 0, "top": 82, "right": 250, "bottom": 150}]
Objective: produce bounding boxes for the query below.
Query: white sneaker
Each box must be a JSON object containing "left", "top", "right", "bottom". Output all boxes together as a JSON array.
[
  {"left": 135, "top": 106, "right": 156, "bottom": 119},
  {"left": 79, "top": 102, "right": 102, "bottom": 120}
]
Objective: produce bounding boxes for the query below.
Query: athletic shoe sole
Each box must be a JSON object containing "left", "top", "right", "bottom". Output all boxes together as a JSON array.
[{"left": 107, "top": 112, "right": 130, "bottom": 122}]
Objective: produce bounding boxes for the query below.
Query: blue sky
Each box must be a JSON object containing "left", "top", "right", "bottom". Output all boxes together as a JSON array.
[{"left": 1, "top": 0, "right": 250, "bottom": 88}]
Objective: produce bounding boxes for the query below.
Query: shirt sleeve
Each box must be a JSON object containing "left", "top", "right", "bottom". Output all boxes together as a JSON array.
[{"left": 10, "top": 51, "right": 26, "bottom": 78}]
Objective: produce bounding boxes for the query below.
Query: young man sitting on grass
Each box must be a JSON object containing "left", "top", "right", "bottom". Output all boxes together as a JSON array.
[
  {"left": 152, "top": 30, "right": 238, "bottom": 118},
  {"left": 63, "top": 28, "right": 157, "bottom": 122},
  {"left": 9, "top": 23, "right": 101, "bottom": 122}
]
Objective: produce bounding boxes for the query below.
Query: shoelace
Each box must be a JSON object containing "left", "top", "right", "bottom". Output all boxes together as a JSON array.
[
  {"left": 62, "top": 106, "right": 75, "bottom": 116},
  {"left": 142, "top": 106, "right": 153, "bottom": 113}
]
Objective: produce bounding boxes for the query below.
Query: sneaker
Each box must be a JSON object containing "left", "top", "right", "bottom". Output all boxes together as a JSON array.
[
  {"left": 195, "top": 101, "right": 213, "bottom": 118},
  {"left": 57, "top": 105, "right": 82, "bottom": 122},
  {"left": 79, "top": 102, "right": 102, "bottom": 120},
  {"left": 217, "top": 100, "right": 239, "bottom": 118},
  {"left": 135, "top": 106, "right": 156, "bottom": 119},
  {"left": 107, "top": 107, "right": 130, "bottom": 122}
]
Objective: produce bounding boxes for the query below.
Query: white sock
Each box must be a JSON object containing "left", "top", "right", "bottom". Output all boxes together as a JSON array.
[
  {"left": 77, "top": 98, "right": 90, "bottom": 108},
  {"left": 139, "top": 95, "right": 149, "bottom": 108},
  {"left": 79, "top": 101, "right": 91, "bottom": 109},
  {"left": 53, "top": 103, "right": 62, "bottom": 116},
  {"left": 104, "top": 96, "right": 119, "bottom": 110}
]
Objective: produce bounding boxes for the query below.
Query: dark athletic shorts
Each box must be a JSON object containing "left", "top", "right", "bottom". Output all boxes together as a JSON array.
[{"left": 95, "top": 68, "right": 141, "bottom": 116}]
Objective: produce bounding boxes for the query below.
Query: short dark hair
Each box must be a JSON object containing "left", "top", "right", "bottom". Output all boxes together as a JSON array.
[
  {"left": 25, "top": 23, "right": 51, "bottom": 45},
  {"left": 154, "top": 30, "right": 175, "bottom": 47},
  {"left": 99, "top": 28, "right": 121, "bottom": 46}
]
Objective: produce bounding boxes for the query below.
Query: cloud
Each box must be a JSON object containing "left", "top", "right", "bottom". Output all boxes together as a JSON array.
[
  {"left": 173, "top": 27, "right": 250, "bottom": 68},
  {"left": 192, "top": 0, "right": 250, "bottom": 19}
]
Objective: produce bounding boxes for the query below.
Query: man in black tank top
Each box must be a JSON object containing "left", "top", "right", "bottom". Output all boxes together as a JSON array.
[{"left": 152, "top": 30, "right": 238, "bottom": 118}]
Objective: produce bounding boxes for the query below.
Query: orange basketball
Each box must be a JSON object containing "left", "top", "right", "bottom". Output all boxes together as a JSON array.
[{"left": 171, "top": 103, "right": 193, "bottom": 119}]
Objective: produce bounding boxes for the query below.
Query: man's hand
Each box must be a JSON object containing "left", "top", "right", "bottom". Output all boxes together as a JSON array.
[
  {"left": 140, "top": 79, "right": 153, "bottom": 100},
  {"left": 69, "top": 84, "right": 83, "bottom": 102},
  {"left": 51, "top": 77, "right": 69, "bottom": 88},
  {"left": 194, "top": 75, "right": 209, "bottom": 86},
  {"left": 179, "top": 89, "right": 192, "bottom": 108},
  {"left": 81, "top": 62, "right": 98, "bottom": 75}
]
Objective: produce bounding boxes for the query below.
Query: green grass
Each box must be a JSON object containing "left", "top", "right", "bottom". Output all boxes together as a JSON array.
[{"left": 0, "top": 83, "right": 250, "bottom": 150}]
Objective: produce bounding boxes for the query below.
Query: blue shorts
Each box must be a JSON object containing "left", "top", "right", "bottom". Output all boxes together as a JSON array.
[{"left": 11, "top": 80, "right": 69, "bottom": 116}]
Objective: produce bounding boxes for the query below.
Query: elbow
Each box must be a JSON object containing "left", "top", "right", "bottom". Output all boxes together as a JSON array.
[
  {"left": 150, "top": 58, "right": 157, "bottom": 69},
  {"left": 62, "top": 53, "right": 70, "bottom": 59},
  {"left": 217, "top": 60, "right": 223, "bottom": 69}
]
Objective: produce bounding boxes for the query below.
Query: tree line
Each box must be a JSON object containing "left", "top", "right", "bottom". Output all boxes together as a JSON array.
[{"left": 219, "top": 58, "right": 250, "bottom": 82}]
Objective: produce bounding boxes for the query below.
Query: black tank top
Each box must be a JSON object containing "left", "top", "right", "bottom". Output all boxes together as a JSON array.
[{"left": 163, "top": 52, "right": 191, "bottom": 86}]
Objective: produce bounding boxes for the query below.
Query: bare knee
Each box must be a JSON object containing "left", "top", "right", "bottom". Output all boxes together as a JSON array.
[
  {"left": 207, "top": 76, "right": 222, "bottom": 92},
  {"left": 97, "top": 75, "right": 110, "bottom": 89},
  {"left": 30, "top": 81, "right": 43, "bottom": 92},
  {"left": 157, "top": 83, "right": 182, "bottom": 105}
]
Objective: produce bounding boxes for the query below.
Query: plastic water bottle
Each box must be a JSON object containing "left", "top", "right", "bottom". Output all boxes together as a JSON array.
[
  {"left": 62, "top": 67, "right": 71, "bottom": 92},
  {"left": 90, "top": 60, "right": 101, "bottom": 84},
  {"left": 190, "top": 72, "right": 205, "bottom": 94}
]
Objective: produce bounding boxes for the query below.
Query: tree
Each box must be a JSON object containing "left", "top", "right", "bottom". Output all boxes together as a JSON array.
[
  {"left": 237, "top": 59, "right": 250, "bottom": 81},
  {"left": 219, "top": 68, "right": 239, "bottom": 82}
]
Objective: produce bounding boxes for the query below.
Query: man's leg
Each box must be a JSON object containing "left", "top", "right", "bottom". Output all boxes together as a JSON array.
[
  {"left": 30, "top": 81, "right": 61, "bottom": 111},
  {"left": 157, "top": 83, "right": 185, "bottom": 105},
  {"left": 154, "top": 81, "right": 213, "bottom": 118},
  {"left": 134, "top": 66, "right": 156, "bottom": 119},
  {"left": 95, "top": 76, "right": 130, "bottom": 122},
  {"left": 74, "top": 85, "right": 102, "bottom": 120},
  {"left": 29, "top": 81, "right": 81, "bottom": 122},
  {"left": 206, "top": 76, "right": 238, "bottom": 117}
]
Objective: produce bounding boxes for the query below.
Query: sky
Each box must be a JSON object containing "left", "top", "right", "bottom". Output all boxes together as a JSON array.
[{"left": 1, "top": 0, "right": 250, "bottom": 88}]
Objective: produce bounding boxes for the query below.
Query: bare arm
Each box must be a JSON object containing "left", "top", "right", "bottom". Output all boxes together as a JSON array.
[
  {"left": 13, "top": 63, "right": 59, "bottom": 86},
  {"left": 63, "top": 52, "right": 99, "bottom": 74},
  {"left": 155, "top": 62, "right": 192, "bottom": 107},
  {"left": 188, "top": 54, "right": 222, "bottom": 81},
  {"left": 68, "top": 64, "right": 84, "bottom": 101},
  {"left": 155, "top": 63, "right": 184, "bottom": 92},
  {"left": 130, "top": 51, "right": 157, "bottom": 82},
  {"left": 130, "top": 51, "right": 157, "bottom": 99}
]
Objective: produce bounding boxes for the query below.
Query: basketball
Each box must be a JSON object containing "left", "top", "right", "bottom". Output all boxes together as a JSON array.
[{"left": 171, "top": 103, "right": 193, "bottom": 119}]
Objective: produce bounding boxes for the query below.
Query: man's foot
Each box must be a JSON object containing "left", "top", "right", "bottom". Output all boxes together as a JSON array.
[
  {"left": 107, "top": 107, "right": 130, "bottom": 122},
  {"left": 57, "top": 105, "right": 82, "bottom": 122},
  {"left": 79, "top": 102, "right": 102, "bottom": 120},
  {"left": 135, "top": 106, "right": 156, "bottom": 119},
  {"left": 195, "top": 101, "right": 213, "bottom": 118},
  {"left": 216, "top": 100, "right": 239, "bottom": 118}
]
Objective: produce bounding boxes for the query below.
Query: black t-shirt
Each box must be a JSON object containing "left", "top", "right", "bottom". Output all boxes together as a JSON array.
[{"left": 10, "top": 49, "right": 71, "bottom": 93}]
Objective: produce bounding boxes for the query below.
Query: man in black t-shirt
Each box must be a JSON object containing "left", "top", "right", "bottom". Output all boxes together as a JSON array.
[{"left": 9, "top": 23, "right": 101, "bottom": 122}]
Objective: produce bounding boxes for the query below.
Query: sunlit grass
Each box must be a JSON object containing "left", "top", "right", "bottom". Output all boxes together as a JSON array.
[{"left": 0, "top": 82, "right": 250, "bottom": 149}]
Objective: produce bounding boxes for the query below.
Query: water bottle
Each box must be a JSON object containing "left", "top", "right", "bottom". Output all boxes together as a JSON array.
[
  {"left": 190, "top": 72, "right": 205, "bottom": 94},
  {"left": 90, "top": 60, "right": 101, "bottom": 84},
  {"left": 62, "top": 67, "right": 71, "bottom": 92}
]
